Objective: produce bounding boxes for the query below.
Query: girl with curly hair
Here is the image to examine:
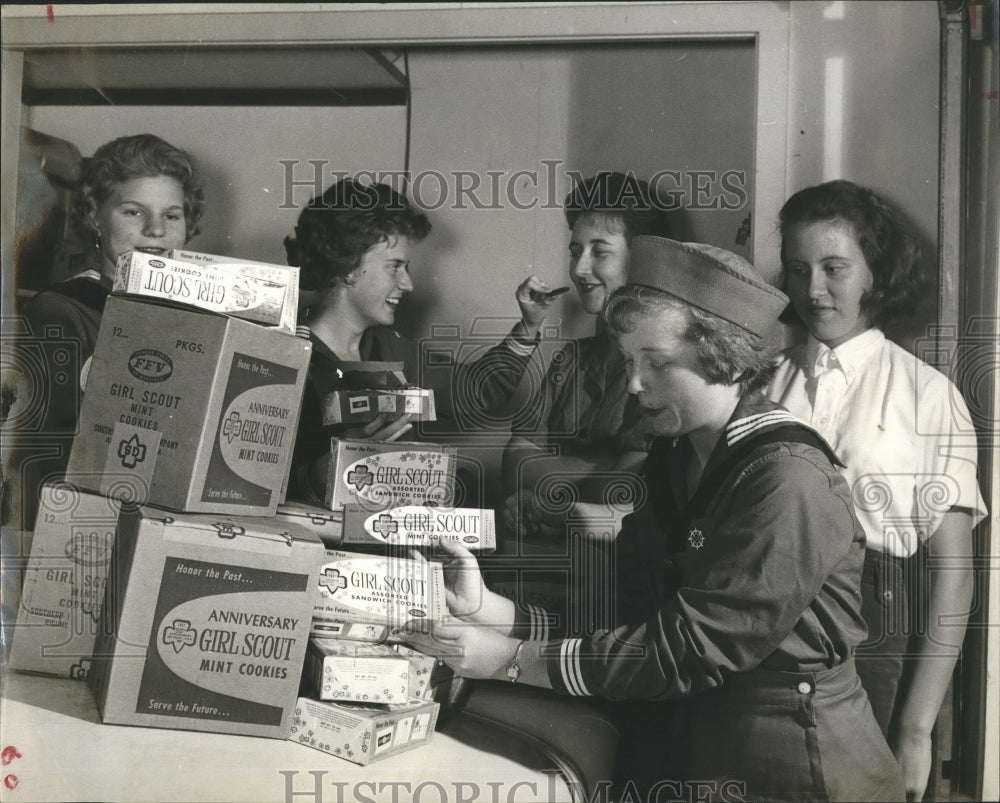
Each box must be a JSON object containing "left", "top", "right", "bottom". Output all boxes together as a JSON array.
[
  {"left": 17, "top": 133, "right": 203, "bottom": 528},
  {"left": 284, "top": 178, "right": 432, "bottom": 500}
]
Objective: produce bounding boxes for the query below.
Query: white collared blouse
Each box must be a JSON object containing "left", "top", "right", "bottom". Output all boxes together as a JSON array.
[{"left": 768, "top": 328, "right": 987, "bottom": 557}]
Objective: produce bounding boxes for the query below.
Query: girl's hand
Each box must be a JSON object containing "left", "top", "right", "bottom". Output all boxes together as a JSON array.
[
  {"left": 515, "top": 275, "right": 559, "bottom": 332},
  {"left": 417, "top": 538, "right": 487, "bottom": 620},
  {"left": 403, "top": 617, "right": 521, "bottom": 680},
  {"left": 344, "top": 411, "right": 413, "bottom": 442},
  {"left": 893, "top": 728, "right": 932, "bottom": 803}
]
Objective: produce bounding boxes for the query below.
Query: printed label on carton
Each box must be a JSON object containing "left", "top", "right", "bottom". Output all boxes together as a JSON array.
[
  {"left": 114, "top": 251, "right": 289, "bottom": 328},
  {"left": 203, "top": 353, "right": 299, "bottom": 506},
  {"left": 314, "top": 551, "right": 444, "bottom": 632},
  {"left": 309, "top": 620, "right": 388, "bottom": 642},
  {"left": 308, "top": 639, "right": 409, "bottom": 704},
  {"left": 290, "top": 697, "right": 439, "bottom": 765},
  {"left": 170, "top": 249, "right": 300, "bottom": 333},
  {"left": 101, "top": 421, "right": 161, "bottom": 496},
  {"left": 328, "top": 441, "right": 456, "bottom": 509},
  {"left": 342, "top": 505, "right": 495, "bottom": 550},
  {"left": 411, "top": 711, "right": 432, "bottom": 740},
  {"left": 9, "top": 485, "right": 120, "bottom": 678},
  {"left": 136, "top": 557, "right": 308, "bottom": 726},
  {"left": 322, "top": 388, "right": 436, "bottom": 426}
]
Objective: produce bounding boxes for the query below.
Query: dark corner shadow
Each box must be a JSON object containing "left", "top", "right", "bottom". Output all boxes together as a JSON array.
[{"left": 0, "top": 667, "right": 103, "bottom": 724}]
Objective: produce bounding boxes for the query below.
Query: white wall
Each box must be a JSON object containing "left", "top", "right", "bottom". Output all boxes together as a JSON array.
[
  {"left": 24, "top": 3, "right": 942, "bottom": 345},
  {"left": 26, "top": 105, "right": 408, "bottom": 266},
  {"left": 403, "top": 43, "right": 755, "bottom": 343},
  {"left": 786, "top": 0, "right": 940, "bottom": 250}
]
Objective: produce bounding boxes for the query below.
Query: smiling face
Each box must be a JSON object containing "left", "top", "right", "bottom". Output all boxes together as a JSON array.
[
  {"left": 568, "top": 215, "right": 631, "bottom": 315},
  {"left": 783, "top": 218, "right": 875, "bottom": 348},
  {"left": 342, "top": 235, "right": 414, "bottom": 329},
  {"left": 94, "top": 175, "right": 188, "bottom": 276},
  {"left": 617, "top": 306, "right": 740, "bottom": 443}
]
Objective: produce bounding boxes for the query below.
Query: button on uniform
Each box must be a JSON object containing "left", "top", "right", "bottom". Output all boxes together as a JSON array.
[{"left": 797, "top": 681, "right": 812, "bottom": 694}]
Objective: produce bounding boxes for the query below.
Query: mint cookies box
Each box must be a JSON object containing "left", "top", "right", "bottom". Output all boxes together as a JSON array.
[
  {"left": 66, "top": 296, "right": 310, "bottom": 516},
  {"left": 9, "top": 483, "right": 122, "bottom": 679},
  {"left": 114, "top": 250, "right": 299, "bottom": 333},
  {"left": 342, "top": 504, "right": 496, "bottom": 551},
  {"left": 325, "top": 439, "right": 456, "bottom": 511},
  {"left": 88, "top": 506, "right": 324, "bottom": 738}
]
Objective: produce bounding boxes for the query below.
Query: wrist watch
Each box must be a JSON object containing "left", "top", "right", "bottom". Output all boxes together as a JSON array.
[{"left": 506, "top": 639, "right": 526, "bottom": 683}]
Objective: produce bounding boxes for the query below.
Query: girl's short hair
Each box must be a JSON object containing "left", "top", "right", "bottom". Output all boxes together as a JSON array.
[
  {"left": 603, "top": 284, "right": 780, "bottom": 394},
  {"left": 564, "top": 171, "right": 674, "bottom": 242},
  {"left": 74, "top": 134, "right": 204, "bottom": 241},
  {"left": 778, "top": 179, "right": 929, "bottom": 329},
  {"left": 285, "top": 178, "right": 431, "bottom": 291}
]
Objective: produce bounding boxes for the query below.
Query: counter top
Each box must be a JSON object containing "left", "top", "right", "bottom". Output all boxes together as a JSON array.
[{"left": 0, "top": 672, "right": 572, "bottom": 803}]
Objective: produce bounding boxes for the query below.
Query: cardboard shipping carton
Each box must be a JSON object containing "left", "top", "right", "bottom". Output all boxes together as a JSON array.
[
  {"left": 66, "top": 295, "right": 310, "bottom": 516},
  {"left": 312, "top": 550, "right": 445, "bottom": 639},
  {"left": 274, "top": 502, "right": 343, "bottom": 547},
  {"left": 8, "top": 483, "right": 122, "bottom": 679},
  {"left": 342, "top": 503, "right": 495, "bottom": 552},
  {"left": 88, "top": 505, "right": 324, "bottom": 738},
  {"left": 325, "top": 439, "right": 456, "bottom": 511},
  {"left": 290, "top": 696, "right": 439, "bottom": 765}
]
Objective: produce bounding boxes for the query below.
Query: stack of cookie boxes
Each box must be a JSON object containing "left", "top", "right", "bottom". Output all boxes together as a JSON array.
[
  {"left": 275, "top": 437, "right": 498, "bottom": 764},
  {"left": 10, "top": 249, "right": 329, "bottom": 741}
]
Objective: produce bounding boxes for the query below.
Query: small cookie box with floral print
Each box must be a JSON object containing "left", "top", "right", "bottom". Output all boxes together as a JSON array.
[
  {"left": 305, "top": 638, "right": 410, "bottom": 705},
  {"left": 290, "top": 696, "right": 439, "bottom": 765}
]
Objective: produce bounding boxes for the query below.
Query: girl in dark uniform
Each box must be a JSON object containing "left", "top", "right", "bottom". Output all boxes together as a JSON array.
[
  {"left": 405, "top": 235, "right": 904, "bottom": 802},
  {"left": 284, "top": 178, "right": 431, "bottom": 502}
]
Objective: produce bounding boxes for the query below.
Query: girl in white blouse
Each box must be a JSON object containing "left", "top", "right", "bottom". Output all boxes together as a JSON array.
[{"left": 767, "top": 179, "right": 987, "bottom": 802}]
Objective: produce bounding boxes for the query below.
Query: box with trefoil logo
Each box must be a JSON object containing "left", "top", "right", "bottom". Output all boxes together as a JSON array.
[{"left": 66, "top": 295, "right": 310, "bottom": 516}]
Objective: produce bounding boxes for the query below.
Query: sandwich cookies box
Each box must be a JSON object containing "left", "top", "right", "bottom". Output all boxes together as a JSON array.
[
  {"left": 9, "top": 483, "right": 122, "bottom": 679},
  {"left": 66, "top": 296, "right": 310, "bottom": 516},
  {"left": 114, "top": 249, "right": 299, "bottom": 333},
  {"left": 88, "top": 506, "right": 324, "bottom": 738},
  {"left": 312, "top": 550, "right": 445, "bottom": 640},
  {"left": 326, "top": 439, "right": 457, "bottom": 511},
  {"left": 342, "top": 504, "right": 496, "bottom": 552},
  {"left": 290, "top": 696, "right": 439, "bottom": 765}
]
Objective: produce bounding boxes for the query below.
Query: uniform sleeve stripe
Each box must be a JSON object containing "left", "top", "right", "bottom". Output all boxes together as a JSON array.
[
  {"left": 527, "top": 604, "right": 550, "bottom": 641},
  {"left": 560, "top": 639, "right": 589, "bottom": 696},
  {"left": 503, "top": 334, "right": 537, "bottom": 357}
]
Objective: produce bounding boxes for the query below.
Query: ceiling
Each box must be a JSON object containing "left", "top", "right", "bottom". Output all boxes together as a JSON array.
[{"left": 22, "top": 46, "right": 408, "bottom": 105}]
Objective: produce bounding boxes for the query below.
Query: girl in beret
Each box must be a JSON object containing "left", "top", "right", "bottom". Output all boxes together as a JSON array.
[
  {"left": 407, "top": 236, "right": 904, "bottom": 802},
  {"left": 768, "top": 180, "right": 987, "bottom": 801}
]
